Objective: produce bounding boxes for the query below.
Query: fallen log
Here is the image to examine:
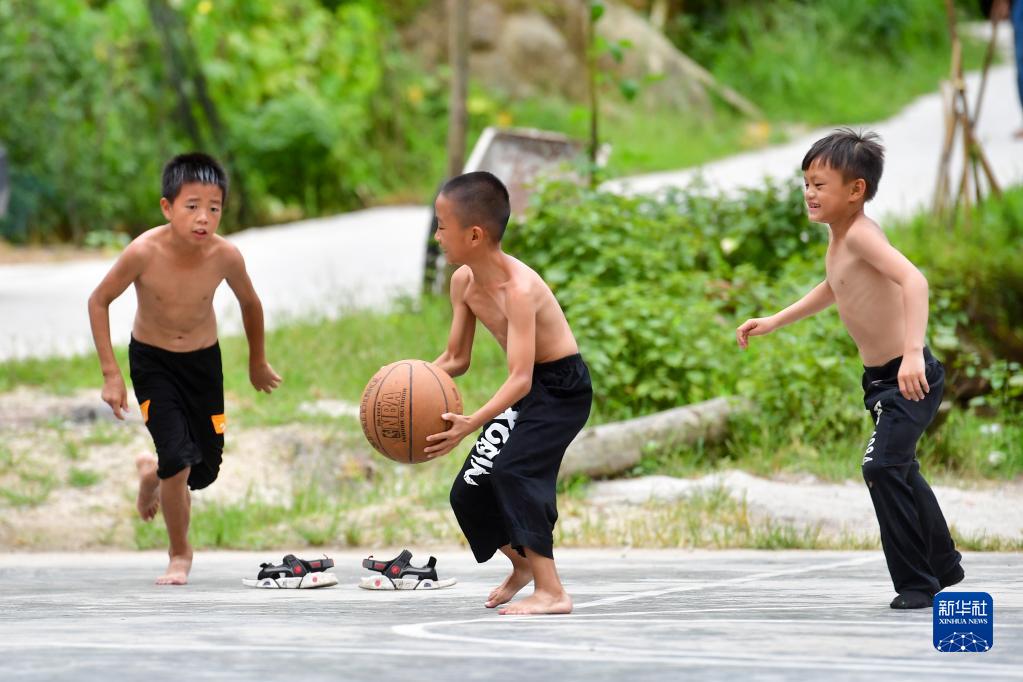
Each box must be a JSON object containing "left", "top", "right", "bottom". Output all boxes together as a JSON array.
[{"left": 559, "top": 396, "right": 747, "bottom": 479}]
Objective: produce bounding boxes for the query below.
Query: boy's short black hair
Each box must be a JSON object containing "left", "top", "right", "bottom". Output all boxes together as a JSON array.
[
  {"left": 161, "top": 152, "right": 228, "bottom": 204},
  {"left": 801, "top": 128, "right": 884, "bottom": 201},
  {"left": 439, "top": 171, "right": 511, "bottom": 241}
]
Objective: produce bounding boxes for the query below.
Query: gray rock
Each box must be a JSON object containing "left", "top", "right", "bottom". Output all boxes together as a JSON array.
[
  {"left": 493, "top": 13, "right": 583, "bottom": 99},
  {"left": 401, "top": 0, "right": 717, "bottom": 112},
  {"left": 595, "top": 2, "right": 712, "bottom": 114},
  {"left": 468, "top": 1, "right": 503, "bottom": 50}
]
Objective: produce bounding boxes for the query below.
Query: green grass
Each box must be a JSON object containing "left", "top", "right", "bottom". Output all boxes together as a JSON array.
[
  {"left": 61, "top": 436, "right": 82, "bottom": 462},
  {"left": 492, "top": 95, "right": 767, "bottom": 178},
  {"left": 129, "top": 476, "right": 893, "bottom": 552},
  {"left": 223, "top": 298, "right": 510, "bottom": 427},
  {"left": 81, "top": 421, "right": 134, "bottom": 447},
  {"left": 0, "top": 351, "right": 107, "bottom": 395},
  {"left": 952, "top": 528, "right": 1023, "bottom": 552},
  {"left": 67, "top": 467, "right": 102, "bottom": 488},
  {"left": 630, "top": 406, "right": 1023, "bottom": 483},
  {"left": 0, "top": 444, "right": 14, "bottom": 472},
  {"left": 557, "top": 487, "right": 882, "bottom": 550},
  {"left": 676, "top": 0, "right": 991, "bottom": 126},
  {"left": 0, "top": 297, "right": 509, "bottom": 428},
  {"left": 601, "top": 106, "right": 773, "bottom": 177},
  {"left": 2, "top": 294, "right": 1020, "bottom": 484},
  {"left": 0, "top": 471, "right": 56, "bottom": 507}
]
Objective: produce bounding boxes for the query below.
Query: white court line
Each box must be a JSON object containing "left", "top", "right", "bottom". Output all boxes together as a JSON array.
[
  {"left": 388, "top": 555, "right": 1023, "bottom": 677},
  {"left": 391, "top": 615, "right": 1021, "bottom": 677},
  {"left": 573, "top": 554, "right": 882, "bottom": 609}
]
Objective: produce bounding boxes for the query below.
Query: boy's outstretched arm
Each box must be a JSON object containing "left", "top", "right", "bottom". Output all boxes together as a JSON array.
[
  {"left": 736, "top": 280, "right": 835, "bottom": 349},
  {"left": 88, "top": 244, "right": 147, "bottom": 419},
  {"left": 224, "top": 245, "right": 281, "bottom": 393},
  {"left": 426, "top": 284, "right": 536, "bottom": 458},
  {"left": 846, "top": 227, "right": 930, "bottom": 401},
  {"left": 433, "top": 266, "right": 476, "bottom": 378}
]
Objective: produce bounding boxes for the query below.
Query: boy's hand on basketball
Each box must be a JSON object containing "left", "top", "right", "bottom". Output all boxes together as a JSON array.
[
  {"left": 250, "top": 361, "right": 282, "bottom": 394},
  {"left": 101, "top": 375, "right": 129, "bottom": 420},
  {"left": 736, "top": 316, "right": 776, "bottom": 350},
  {"left": 424, "top": 413, "right": 474, "bottom": 458},
  {"left": 897, "top": 353, "right": 929, "bottom": 402}
]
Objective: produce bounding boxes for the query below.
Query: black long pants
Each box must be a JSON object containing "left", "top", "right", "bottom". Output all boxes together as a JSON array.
[
  {"left": 450, "top": 354, "right": 592, "bottom": 562},
  {"left": 861, "top": 347, "right": 961, "bottom": 595}
]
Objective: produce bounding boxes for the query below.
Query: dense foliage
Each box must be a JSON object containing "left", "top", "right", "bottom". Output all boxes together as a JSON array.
[
  {"left": 506, "top": 180, "right": 1023, "bottom": 453},
  {"left": 0, "top": 0, "right": 984, "bottom": 243},
  {"left": 0, "top": 0, "right": 448, "bottom": 241},
  {"left": 664, "top": 0, "right": 965, "bottom": 123}
]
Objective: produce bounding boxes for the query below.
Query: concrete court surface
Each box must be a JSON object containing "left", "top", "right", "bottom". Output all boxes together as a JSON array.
[{"left": 0, "top": 549, "right": 1019, "bottom": 681}]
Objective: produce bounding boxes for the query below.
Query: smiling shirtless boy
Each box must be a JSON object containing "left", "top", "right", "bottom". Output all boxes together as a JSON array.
[{"left": 736, "top": 130, "right": 964, "bottom": 609}]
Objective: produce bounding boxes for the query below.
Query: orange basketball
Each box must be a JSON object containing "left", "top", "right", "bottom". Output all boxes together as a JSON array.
[{"left": 359, "top": 360, "right": 463, "bottom": 464}]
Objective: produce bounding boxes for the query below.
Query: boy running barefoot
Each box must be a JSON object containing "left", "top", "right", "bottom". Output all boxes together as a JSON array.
[
  {"left": 426, "top": 171, "right": 592, "bottom": 615},
  {"left": 736, "top": 130, "right": 963, "bottom": 609},
  {"left": 88, "top": 153, "right": 281, "bottom": 585}
]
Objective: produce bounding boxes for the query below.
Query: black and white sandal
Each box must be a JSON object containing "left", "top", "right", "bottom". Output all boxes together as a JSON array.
[
  {"left": 359, "top": 549, "right": 456, "bottom": 590},
  {"left": 242, "top": 554, "right": 339, "bottom": 589}
]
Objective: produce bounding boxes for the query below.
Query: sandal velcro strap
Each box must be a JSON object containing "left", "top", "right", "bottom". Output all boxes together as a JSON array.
[
  {"left": 362, "top": 549, "right": 439, "bottom": 581},
  {"left": 257, "top": 554, "right": 335, "bottom": 580}
]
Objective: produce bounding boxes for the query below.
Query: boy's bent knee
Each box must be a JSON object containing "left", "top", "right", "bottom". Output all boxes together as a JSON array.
[
  {"left": 861, "top": 457, "right": 884, "bottom": 481},
  {"left": 163, "top": 465, "right": 191, "bottom": 484},
  {"left": 862, "top": 458, "right": 912, "bottom": 489}
]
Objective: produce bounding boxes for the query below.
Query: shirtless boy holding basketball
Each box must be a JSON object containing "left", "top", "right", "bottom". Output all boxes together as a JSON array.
[
  {"left": 426, "top": 171, "right": 592, "bottom": 616},
  {"left": 88, "top": 153, "right": 281, "bottom": 585}
]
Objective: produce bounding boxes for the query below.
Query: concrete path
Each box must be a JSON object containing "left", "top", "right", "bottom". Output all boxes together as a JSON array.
[
  {"left": 1, "top": 52, "right": 1020, "bottom": 361},
  {"left": 588, "top": 471, "right": 1023, "bottom": 541},
  {"left": 1, "top": 549, "right": 1019, "bottom": 681},
  {"left": 603, "top": 65, "right": 1023, "bottom": 219},
  {"left": 0, "top": 206, "right": 429, "bottom": 360}
]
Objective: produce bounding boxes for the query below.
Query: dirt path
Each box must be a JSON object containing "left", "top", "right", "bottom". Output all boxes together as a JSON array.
[{"left": 588, "top": 472, "right": 1023, "bottom": 544}]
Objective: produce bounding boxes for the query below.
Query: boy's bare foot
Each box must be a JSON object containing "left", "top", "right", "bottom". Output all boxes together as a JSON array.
[
  {"left": 498, "top": 589, "right": 573, "bottom": 615},
  {"left": 485, "top": 567, "right": 533, "bottom": 608},
  {"left": 156, "top": 551, "right": 193, "bottom": 585},
  {"left": 135, "top": 454, "right": 160, "bottom": 521}
]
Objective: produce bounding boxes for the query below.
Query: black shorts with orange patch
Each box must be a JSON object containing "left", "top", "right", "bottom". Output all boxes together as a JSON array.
[{"left": 129, "top": 337, "right": 225, "bottom": 491}]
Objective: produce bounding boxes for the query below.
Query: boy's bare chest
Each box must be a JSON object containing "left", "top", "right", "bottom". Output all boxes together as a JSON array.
[
  {"left": 826, "top": 245, "right": 865, "bottom": 294},
  {"left": 465, "top": 287, "right": 509, "bottom": 336},
  {"left": 136, "top": 259, "right": 223, "bottom": 305},
  {"left": 826, "top": 244, "right": 892, "bottom": 309}
]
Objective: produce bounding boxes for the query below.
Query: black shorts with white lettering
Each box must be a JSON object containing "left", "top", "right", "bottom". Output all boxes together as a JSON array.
[{"left": 449, "top": 354, "right": 592, "bottom": 561}]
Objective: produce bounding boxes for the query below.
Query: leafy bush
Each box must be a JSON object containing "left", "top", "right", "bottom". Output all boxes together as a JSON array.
[
  {"left": 506, "top": 179, "right": 1023, "bottom": 461},
  {"left": 897, "top": 188, "right": 1023, "bottom": 408},
  {"left": 0, "top": 0, "right": 990, "bottom": 244},
  {"left": 0, "top": 0, "right": 449, "bottom": 242},
  {"left": 667, "top": 0, "right": 976, "bottom": 124},
  {"left": 506, "top": 177, "right": 852, "bottom": 428}
]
